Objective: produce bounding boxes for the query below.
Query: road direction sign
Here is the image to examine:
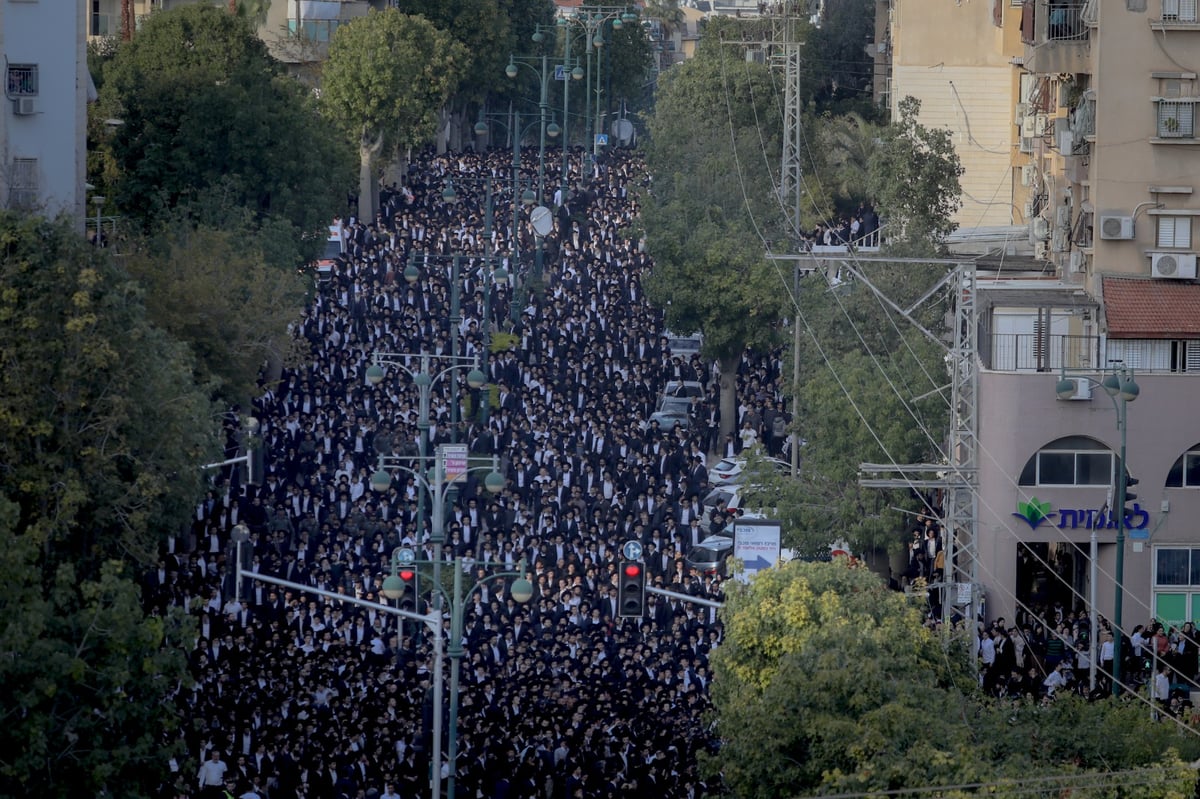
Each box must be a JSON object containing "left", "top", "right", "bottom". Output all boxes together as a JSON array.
[
  {"left": 441, "top": 444, "right": 469, "bottom": 484},
  {"left": 732, "top": 519, "right": 782, "bottom": 583},
  {"left": 622, "top": 540, "right": 643, "bottom": 561},
  {"left": 396, "top": 547, "right": 416, "bottom": 565}
]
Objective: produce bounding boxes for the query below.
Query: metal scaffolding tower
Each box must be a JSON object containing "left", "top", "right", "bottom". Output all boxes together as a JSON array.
[{"left": 771, "top": 11, "right": 805, "bottom": 238}]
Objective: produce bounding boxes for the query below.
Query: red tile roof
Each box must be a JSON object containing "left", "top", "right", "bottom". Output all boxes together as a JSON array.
[{"left": 1103, "top": 276, "right": 1200, "bottom": 339}]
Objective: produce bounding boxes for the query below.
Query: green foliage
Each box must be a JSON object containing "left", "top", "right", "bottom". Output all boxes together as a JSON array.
[
  {"left": 98, "top": 4, "right": 352, "bottom": 263},
  {"left": 0, "top": 536, "right": 192, "bottom": 799},
  {"left": 322, "top": 10, "right": 467, "bottom": 156},
  {"left": 490, "top": 331, "right": 520, "bottom": 352},
  {"left": 868, "top": 96, "right": 965, "bottom": 245},
  {"left": 0, "top": 212, "right": 220, "bottom": 569},
  {"left": 396, "top": 0, "right": 516, "bottom": 105},
  {"left": 710, "top": 561, "right": 1200, "bottom": 799},
  {"left": 642, "top": 42, "right": 791, "bottom": 363},
  {"left": 124, "top": 227, "right": 309, "bottom": 400}
]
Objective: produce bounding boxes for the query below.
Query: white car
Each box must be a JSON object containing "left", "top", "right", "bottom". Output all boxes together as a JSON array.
[{"left": 709, "top": 455, "right": 792, "bottom": 486}]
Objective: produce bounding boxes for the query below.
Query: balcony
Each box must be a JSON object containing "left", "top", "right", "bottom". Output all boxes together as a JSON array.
[
  {"left": 981, "top": 332, "right": 1101, "bottom": 372},
  {"left": 1021, "top": 0, "right": 1090, "bottom": 75}
]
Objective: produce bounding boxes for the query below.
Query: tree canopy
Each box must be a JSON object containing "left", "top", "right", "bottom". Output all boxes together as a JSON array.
[
  {"left": 642, "top": 23, "right": 793, "bottom": 435},
  {"left": 96, "top": 3, "right": 353, "bottom": 260},
  {"left": 0, "top": 212, "right": 211, "bottom": 797},
  {"left": 709, "top": 560, "right": 1200, "bottom": 798},
  {"left": 321, "top": 10, "right": 467, "bottom": 220}
]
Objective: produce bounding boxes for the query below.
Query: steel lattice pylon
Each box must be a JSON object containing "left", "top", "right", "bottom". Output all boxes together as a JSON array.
[{"left": 769, "top": 11, "right": 804, "bottom": 238}]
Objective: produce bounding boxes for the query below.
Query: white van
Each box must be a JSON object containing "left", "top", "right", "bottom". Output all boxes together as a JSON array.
[{"left": 314, "top": 218, "right": 345, "bottom": 284}]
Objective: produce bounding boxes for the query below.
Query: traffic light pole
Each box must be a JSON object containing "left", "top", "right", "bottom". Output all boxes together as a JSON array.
[{"left": 646, "top": 584, "right": 725, "bottom": 609}]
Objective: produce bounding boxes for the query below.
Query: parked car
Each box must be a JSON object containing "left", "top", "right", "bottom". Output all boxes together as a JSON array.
[
  {"left": 642, "top": 395, "right": 693, "bottom": 431},
  {"left": 663, "top": 380, "right": 704, "bottom": 398},
  {"left": 686, "top": 534, "right": 734, "bottom": 577},
  {"left": 710, "top": 455, "right": 792, "bottom": 486},
  {"left": 663, "top": 330, "right": 703, "bottom": 357},
  {"left": 314, "top": 219, "right": 345, "bottom": 285}
]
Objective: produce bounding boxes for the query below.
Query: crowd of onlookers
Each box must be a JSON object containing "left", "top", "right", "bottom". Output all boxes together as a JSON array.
[{"left": 149, "top": 145, "right": 794, "bottom": 799}]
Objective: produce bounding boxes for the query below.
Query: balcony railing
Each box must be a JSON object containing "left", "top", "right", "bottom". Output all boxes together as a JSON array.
[
  {"left": 982, "top": 333, "right": 1100, "bottom": 372},
  {"left": 1022, "top": 0, "right": 1087, "bottom": 44}
]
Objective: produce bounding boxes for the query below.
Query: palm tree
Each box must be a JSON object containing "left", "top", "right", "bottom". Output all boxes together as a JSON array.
[{"left": 642, "top": 0, "right": 685, "bottom": 42}]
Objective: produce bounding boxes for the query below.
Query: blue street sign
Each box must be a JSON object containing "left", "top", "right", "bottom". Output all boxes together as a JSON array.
[
  {"left": 594, "top": 133, "right": 609, "bottom": 147},
  {"left": 554, "top": 65, "right": 566, "bottom": 81}
]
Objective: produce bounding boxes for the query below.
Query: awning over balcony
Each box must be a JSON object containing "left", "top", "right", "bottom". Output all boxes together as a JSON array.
[{"left": 1103, "top": 276, "right": 1200, "bottom": 339}]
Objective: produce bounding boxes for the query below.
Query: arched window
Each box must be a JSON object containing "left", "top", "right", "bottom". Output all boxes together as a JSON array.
[
  {"left": 1018, "top": 435, "right": 1114, "bottom": 487},
  {"left": 1166, "top": 445, "right": 1200, "bottom": 487}
]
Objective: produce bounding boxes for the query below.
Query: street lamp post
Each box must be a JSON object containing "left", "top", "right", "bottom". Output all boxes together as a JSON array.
[
  {"left": 1055, "top": 362, "right": 1140, "bottom": 696},
  {"left": 370, "top": 446, "right": 511, "bottom": 799},
  {"left": 366, "top": 354, "right": 485, "bottom": 596}
]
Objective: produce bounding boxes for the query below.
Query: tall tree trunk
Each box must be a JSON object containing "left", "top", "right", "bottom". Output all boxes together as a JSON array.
[
  {"left": 358, "top": 130, "right": 384, "bottom": 223},
  {"left": 718, "top": 354, "right": 739, "bottom": 440},
  {"left": 121, "top": 0, "right": 133, "bottom": 41}
]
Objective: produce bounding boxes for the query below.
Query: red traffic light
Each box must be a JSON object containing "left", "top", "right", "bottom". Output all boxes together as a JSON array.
[
  {"left": 623, "top": 563, "right": 641, "bottom": 578},
  {"left": 399, "top": 569, "right": 415, "bottom": 582}
]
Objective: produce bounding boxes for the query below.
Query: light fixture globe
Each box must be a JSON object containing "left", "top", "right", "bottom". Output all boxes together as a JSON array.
[
  {"left": 414, "top": 371, "right": 432, "bottom": 389},
  {"left": 494, "top": 267, "right": 509, "bottom": 284},
  {"left": 546, "top": 122, "right": 561, "bottom": 139},
  {"left": 521, "top": 189, "right": 537, "bottom": 206},
  {"left": 557, "top": 15, "right": 567, "bottom": 26},
  {"left": 506, "top": 62, "right": 518, "bottom": 79},
  {"left": 612, "top": 17, "right": 623, "bottom": 29},
  {"left": 484, "top": 471, "right": 505, "bottom": 495},
  {"left": 381, "top": 575, "right": 405, "bottom": 600},
  {"left": 1120, "top": 377, "right": 1141, "bottom": 402},
  {"left": 442, "top": 184, "right": 457, "bottom": 203},
  {"left": 622, "top": 11, "right": 638, "bottom": 22},
  {"left": 404, "top": 264, "right": 420, "bottom": 284},
  {"left": 244, "top": 416, "right": 261, "bottom": 436},
  {"left": 370, "top": 469, "right": 392, "bottom": 493},
  {"left": 231, "top": 523, "right": 250, "bottom": 543},
  {"left": 366, "top": 364, "right": 386, "bottom": 385},
  {"left": 510, "top": 577, "right": 534, "bottom": 604},
  {"left": 1101, "top": 373, "right": 1121, "bottom": 397},
  {"left": 1055, "top": 378, "right": 1077, "bottom": 400},
  {"left": 467, "top": 368, "right": 486, "bottom": 389},
  {"left": 475, "top": 121, "right": 488, "bottom": 136},
  {"left": 532, "top": 29, "right": 545, "bottom": 43},
  {"left": 571, "top": 66, "right": 584, "bottom": 81}
]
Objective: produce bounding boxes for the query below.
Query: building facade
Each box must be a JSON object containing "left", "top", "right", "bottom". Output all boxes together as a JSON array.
[
  {"left": 3, "top": 0, "right": 89, "bottom": 228},
  {"left": 967, "top": 0, "right": 1200, "bottom": 636},
  {"left": 886, "top": 0, "right": 1030, "bottom": 229}
]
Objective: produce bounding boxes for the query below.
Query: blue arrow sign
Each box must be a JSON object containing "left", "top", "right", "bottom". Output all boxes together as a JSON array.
[{"left": 744, "top": 555, "right": 773, "bottom": 571}]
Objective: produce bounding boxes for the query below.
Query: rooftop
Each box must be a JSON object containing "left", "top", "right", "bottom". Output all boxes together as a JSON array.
[{"left": 1103, "top": 276, "right": 1200, "bottom": 340}]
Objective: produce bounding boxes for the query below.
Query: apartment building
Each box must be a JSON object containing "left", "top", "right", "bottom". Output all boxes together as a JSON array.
[
  {"left": 3, "top": 0, "right": 89, "bottom": 228},
  {"left": 885, "top": 0, "right": 1031, "bottom": 230},
  {"left": 965, "top": 0, "right": 1200, "bottom": 632}
]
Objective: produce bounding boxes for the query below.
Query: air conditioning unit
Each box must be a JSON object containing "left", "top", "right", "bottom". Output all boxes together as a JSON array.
[
  {"left": 1151, "top": 251, "right": 1198, "bottom": 279},
  {"left": 1099, "top": 215, "right": 1134, "bottom": 240},
  {"left": 1021, "top": 116, "right": 1037, "bottom": 139},
  {"left": 12, "top": 97, "right": 35, "bottom": 116},
  {"left": 1019, "top": 165, "right": 1034, "bottom": 186},
  {"left": 1057, "top": 376, "right": 1093, "bottom": 401},
  {"left": 1032, "top": 217, "right": 1051, "bottom": 241},
  {"left": 1015, "top": 102, "right": 1032, "bottom": 120}
]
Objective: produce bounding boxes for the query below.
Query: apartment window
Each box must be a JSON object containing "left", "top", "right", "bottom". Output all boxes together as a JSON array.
[
  {"left": 1157, "top": 215, "right": 1193, "bottom": 248},
  {"left": 1158, "top": 99, "right": 1197, "bottom": 138},
  {"left": 6, "top": 64, "right": 37, "bottom": 96},
  {"left": 1018, "top": 436, "right": 1114, "bottom": 486},
  {"left": 1167, "top": 449, "right": 1200, "bottom": 486},
  {"left": 1163, "top": 0, "right": 1199, "bottom": 22},
  {"left": 1154, "top": 546, "right": 1200, "bottom": 627},
  {"left": 9, "top": 158, "right": 38, "bottom": 209}
]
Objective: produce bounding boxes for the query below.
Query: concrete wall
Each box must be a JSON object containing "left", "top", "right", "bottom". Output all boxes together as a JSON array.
[
  {"left": 3, "top": 0, "right": 87, "bottom": 229},
  {"left": 891, "top": 0, "right": 1024, "bottom": 228},
  {"left": 977, "top": 368, "right": 1200, "bottom": 626}
]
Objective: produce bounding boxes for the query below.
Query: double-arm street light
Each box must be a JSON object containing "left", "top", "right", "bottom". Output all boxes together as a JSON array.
[
  {"left": 370, "top": 445, "right": 521, "bottom": 799},
  {"left": 556, "top": 6, "right": 640, "bottom": 176},
  {"left": 1055, "top": 361, "right": 1141, "bottom": 695}
]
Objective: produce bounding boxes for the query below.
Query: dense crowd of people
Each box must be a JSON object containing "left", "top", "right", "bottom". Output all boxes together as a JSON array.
[{"left": 148, "top": 146, "right": 793, "bottom": 799}]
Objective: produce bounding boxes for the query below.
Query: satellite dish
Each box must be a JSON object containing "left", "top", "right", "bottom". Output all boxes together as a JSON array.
[
  {"left": 612, "top": 118, "right": 634, "bottom": 145},
  {"left": 530, "top": 205, "right": 553, "bottom": 237}
]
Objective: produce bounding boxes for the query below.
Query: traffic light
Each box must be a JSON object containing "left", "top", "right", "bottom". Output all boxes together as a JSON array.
[
  {"left": 383, "top": 568, "right": 417, "bottom": 611},
  {"left": 617, "top": 561, "right": 646, "bottom": 618},
  {"left": 1122, "top": 470, "right": 1139, "bottom": 526}
]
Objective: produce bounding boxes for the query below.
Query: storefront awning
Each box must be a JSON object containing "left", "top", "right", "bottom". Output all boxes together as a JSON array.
[{"left": 1103, "top": 276, "right": 1200, "bottom": 339}]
